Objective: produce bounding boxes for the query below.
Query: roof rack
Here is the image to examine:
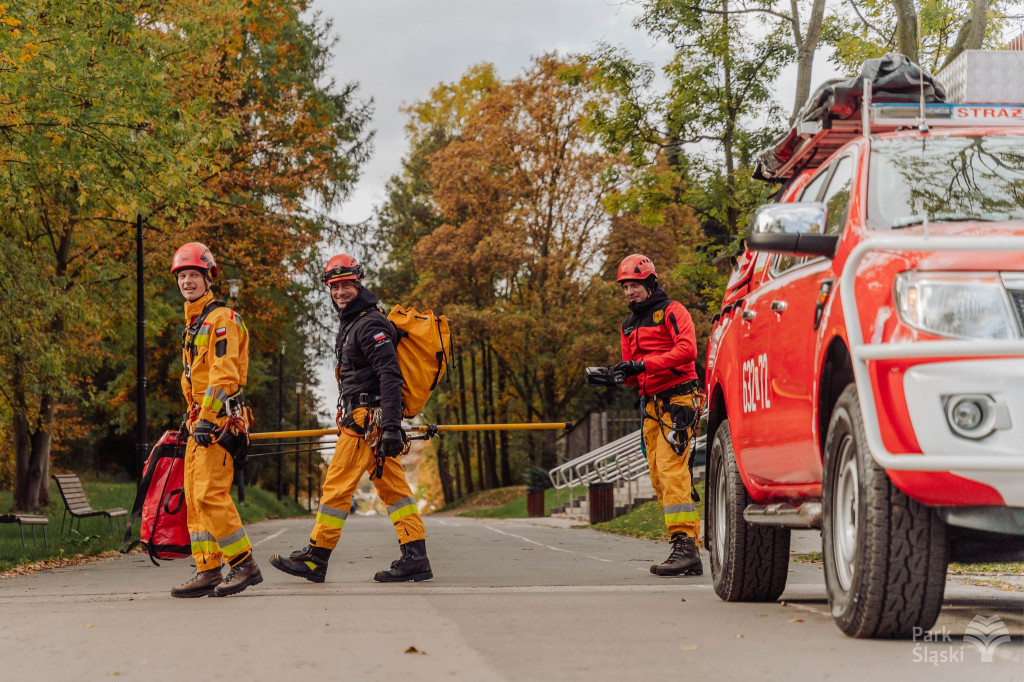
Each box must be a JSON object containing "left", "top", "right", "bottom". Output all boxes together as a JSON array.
[{"left": 764, "top": 96, "right": 1024, "bottom": 181}]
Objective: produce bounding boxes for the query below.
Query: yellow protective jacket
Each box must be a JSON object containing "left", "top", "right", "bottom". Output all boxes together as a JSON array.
[{"left": 180, "top": 290, "right": 249, "bottom": 423}]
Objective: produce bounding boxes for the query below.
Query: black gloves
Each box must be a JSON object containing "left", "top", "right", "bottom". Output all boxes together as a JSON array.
[
  {"left": 613, "top": 361, "right": 645, "bottom": 378},
  {"left": 192, "top": 419, "right": 218, "bottom": 447},
  {"left": 379, "top": 426, "right": 406, "bottom": 457}
]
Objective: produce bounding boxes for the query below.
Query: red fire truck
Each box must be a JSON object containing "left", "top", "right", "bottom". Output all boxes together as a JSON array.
[{"left": 704, "top": 57, "right": 1024, "bottom": 638}]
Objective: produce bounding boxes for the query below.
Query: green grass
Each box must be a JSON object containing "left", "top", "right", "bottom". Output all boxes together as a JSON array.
[
  {"left": 591, "top": 481, "right": 706, "bottom": 542},
  {"left": 437, "top": 486, "right": 528, "bottom": 513},
  {"left": 0, "top": 475, "right": 309, "bottom": 573},
  {"left": 458, "top": 485, "right": 588, "bottom": 519}
]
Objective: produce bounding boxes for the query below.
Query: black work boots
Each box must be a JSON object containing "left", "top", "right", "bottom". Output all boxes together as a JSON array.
[
  {"left": 373, "top": 539, "right": 433, "bottom": 582},
  {"left": 269, "top": 544, "right": 332, "bottom": 583},
  {"left": 650, "top": 533, "right": 703, "bottom": 577},
  {"left": 171, "top": 567, "right": 223, "bottom": 598},
  {"left": 213, "top": 553, "right": 263, "bottom": 596}
]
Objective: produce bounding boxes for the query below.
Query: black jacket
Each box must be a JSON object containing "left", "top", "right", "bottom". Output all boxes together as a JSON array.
[{"left": 335, "top": 286, "right": 404, "bottom": 430}]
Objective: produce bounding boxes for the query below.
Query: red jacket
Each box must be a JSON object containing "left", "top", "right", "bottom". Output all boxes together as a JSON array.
[{"left": 620, "top": 288, "right": 697, "bottom": 396}]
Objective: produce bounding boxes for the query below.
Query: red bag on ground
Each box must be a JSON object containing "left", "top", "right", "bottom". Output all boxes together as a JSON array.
[{"left": 120, "top": 430, "right": 190, "bottom": 565}]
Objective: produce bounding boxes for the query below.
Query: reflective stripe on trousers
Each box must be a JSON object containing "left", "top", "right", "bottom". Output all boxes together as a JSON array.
[
  {"left": 184, "top": 435, "right": 251, "bottom": 571},
  {"left": 643, "top": 394, "right": 701, "bottom": 540},
  {"left": 310, "top": 408, "right": 425, "bottom": 550},
  {"left": 316, "top": 503, "right": 349, "bottom": 530}
]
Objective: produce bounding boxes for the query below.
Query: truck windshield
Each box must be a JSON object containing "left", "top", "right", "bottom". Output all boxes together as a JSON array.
[{"left": 869, "top": 134, "right": 1024, "bottom": 230}]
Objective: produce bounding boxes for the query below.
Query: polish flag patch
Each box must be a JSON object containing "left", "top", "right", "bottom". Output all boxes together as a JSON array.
[
  {"left": 215, "top": 327, "right": 227, "bottom": 337},
  {"left": 373, "top": 332, "right": 387, "bottom": 342}
]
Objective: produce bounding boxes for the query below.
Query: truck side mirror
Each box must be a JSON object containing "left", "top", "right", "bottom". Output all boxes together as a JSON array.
[{"left": 746, "top": 202, "right": 839, "bottom": 259}]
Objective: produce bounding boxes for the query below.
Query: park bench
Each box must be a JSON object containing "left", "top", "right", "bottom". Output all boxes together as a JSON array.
[
  {"left": 0, "top": 513, "right": 49, "bottom": 548},
  {"left": 52, "top": 474, "right": 127, "bottom": 536}
]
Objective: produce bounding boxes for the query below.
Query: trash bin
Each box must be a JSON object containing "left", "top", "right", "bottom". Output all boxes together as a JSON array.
[
  {"left": 526, "top": 489, "right": 545, "bottom": 517},
  {"left": 588, "top": 482, "right": 615, "bottom": 524}
]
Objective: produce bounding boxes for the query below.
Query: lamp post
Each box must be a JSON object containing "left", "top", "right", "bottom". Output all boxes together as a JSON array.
[
  {"left": 276, "top": 342, "right": 285, "bottom": 500},
  {"left": 294, "top": 382, "right": 302, "bottom": 503},
  {"left": 135, "top": 214, "right": 147, "bottom": 481}
]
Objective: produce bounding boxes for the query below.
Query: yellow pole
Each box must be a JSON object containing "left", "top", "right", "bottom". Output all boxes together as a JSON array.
[
  {"left": 412, "top": 423, "right": 571, "bottom": 432},
  {"left": 250, "top": 428, "right": 339, "bottom": 441},
  {"left": 248, "top": 422, "right": 570, "bottom": 441}
]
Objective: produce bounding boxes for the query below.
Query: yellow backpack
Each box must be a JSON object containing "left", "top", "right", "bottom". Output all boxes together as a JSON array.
[{"left": 388, "top": 305, "right": 452, "bottom": 418}]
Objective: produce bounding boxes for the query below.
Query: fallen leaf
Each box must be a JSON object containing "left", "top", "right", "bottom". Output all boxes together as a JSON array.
[
  {"left": 404, "top": 646, "right": 426, "bottom": 655},
  {"left": 780, "top": 600, "right": 788, "bottom": 606},
  {"left": 83, "top": 624, "right": 95, "bottom": 628},
  {"left": 680, "top": 598, "right": 686, "bottom": 602},
  {"left": 789, "top": 618, "right": 803, "bottom": 623},
  {"left": 736, "top": 634, "right": 745, "bottom": 638}
]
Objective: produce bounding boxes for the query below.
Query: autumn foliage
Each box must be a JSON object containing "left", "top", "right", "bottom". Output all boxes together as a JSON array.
[{"left": 0, "top": 0, "right": 370, "bottom": 510}]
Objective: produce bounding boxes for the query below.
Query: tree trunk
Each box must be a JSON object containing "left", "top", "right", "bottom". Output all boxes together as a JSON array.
[
  {"left": 434, "top": 429, "right": 455, "bottom": 504},
  {"left": 967, "top": 0, "right": 989, "bottom": 50},
  {"left": 456, "top": 351, "right": 473, "bottom": 494},
  {"left": 791, "top": 0, "right": 826, "bottom": 120},
  {"left": 497, "top": 360, "right": 511, "bottom": 486},
  {"left": 12, "top": 354, "right": 53, "bottom": 512},
  {"left": 538, "top": 367, "right": 559, "bottom": 470},
  {"left": 942, "top": 18, "right": 973, "bottom": 70},
  {"left": 721, "top": 0, "right": 740, "bottom": 234},
  {"left": 482, "top": 343, "right": 498, "bottom": 489},
  {"left": 448, "top": 401, "right": 463, "bottom": 500},
  {"left": 892, "top": 0, "right": 920, "bottom": 62},
  {"left": 470, "top": 349, "right": 484, "bottom": 490}
]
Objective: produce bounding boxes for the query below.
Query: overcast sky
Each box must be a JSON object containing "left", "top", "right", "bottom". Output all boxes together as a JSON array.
[
  {"left": 315, "top": 0, "right": 674, "bottom": 225},
  {"left": 306, "top": 0, "right": 839, "bottom": 402},
  {"left": 312, "top": 1, "right": 842, "bottom": 228}
]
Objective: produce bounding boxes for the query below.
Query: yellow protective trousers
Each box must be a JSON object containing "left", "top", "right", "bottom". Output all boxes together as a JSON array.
[
  {"left": 310, "top": 408, "right": 425, "bottom": 550},
  {"left": 184, "top": 435, "right": 251, "bottom": 572},
  {"left": 643, "top": 393, "right": 701, "bottom": 541}
]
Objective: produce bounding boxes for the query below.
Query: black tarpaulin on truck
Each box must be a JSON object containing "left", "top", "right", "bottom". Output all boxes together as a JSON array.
[{"left": 753, "top": 53, "right": 947, "bottom": 181}]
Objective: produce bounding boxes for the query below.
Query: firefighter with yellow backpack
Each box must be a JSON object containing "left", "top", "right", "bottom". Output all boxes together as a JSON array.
[{"left": 270, "top": 254, "right": 449, "bottom": 583}]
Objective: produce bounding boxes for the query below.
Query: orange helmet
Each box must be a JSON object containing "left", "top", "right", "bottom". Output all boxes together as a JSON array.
[
  {"left": 616, "top": 254, "right": 657, "bottom": 282},
  {"left": 322, "top": 253, "right": 364, "bottom": 286},
  {"left": 171, "top": 242, "right": 218, "bottom": 278}
]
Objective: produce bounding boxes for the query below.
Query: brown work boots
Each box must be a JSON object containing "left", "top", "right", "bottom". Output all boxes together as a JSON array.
[
  {"left": 214, "top": 553, "right": 263, "bottom": 596},
  {"left": 650, "top": 533, "right": 703, "bottom": 577},
  {"left": 170, "top": 553, "right": 263, "bottom": 598},
  {"left": 170, "top": 567, "right": 223, "bottom": 598}
]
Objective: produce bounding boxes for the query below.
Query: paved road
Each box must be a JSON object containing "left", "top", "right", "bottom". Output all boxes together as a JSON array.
[{"left": 1, "top": 514, "right": 1021, "bottom": 681}]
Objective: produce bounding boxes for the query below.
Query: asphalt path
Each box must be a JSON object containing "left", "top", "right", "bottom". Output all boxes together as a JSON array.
[{"left": 1, "top": 514, "right": 1022, "bottom": 681}]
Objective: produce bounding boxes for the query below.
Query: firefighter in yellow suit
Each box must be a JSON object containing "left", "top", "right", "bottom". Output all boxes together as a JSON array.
[
  {"left": 270, "top": 254, "right": 431, "bottom": 583},
  {"left": 170, "top": 242, "right": 262, "bottom": 598}
]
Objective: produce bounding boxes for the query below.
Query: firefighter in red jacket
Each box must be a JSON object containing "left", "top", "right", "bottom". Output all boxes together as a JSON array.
[
  {"left": 170, "top": 242, "right": 262, "bottom": 598},
  {"left": 615, "top": 254, "right": 703, "bottom": 576}
]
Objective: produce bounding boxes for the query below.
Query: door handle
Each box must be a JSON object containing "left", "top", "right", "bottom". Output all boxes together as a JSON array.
[
  {"left": 741, "top": 310, "right": 756, "bottom": 320},
  {"left": 770, "top": 301, "right": 787, "bottom": 312}
]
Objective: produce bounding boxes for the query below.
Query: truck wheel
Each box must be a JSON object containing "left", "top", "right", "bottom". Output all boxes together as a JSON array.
[
  {"left": 822, "top": 384, "right": 948, "bottom": 638},
  {"left": 708, "top": 421, "right": 790, "bottom": 602}
]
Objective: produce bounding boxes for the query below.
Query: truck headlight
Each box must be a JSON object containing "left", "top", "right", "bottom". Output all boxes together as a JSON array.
[{"left": 894, "top": 272, "right": 1019, "bottom": 340}]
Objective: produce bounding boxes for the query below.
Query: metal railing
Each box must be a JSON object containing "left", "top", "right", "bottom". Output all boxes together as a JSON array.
[{"left": 548, "top": 427, "right": 707, "bottom": 514}]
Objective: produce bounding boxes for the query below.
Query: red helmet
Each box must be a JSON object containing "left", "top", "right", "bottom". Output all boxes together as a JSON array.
[
  {"left": 322, "top": 253, "right": 364, "bottom": 286},
  {"left": 171, "top": 242, "right": 218, "bottom": 278},
  {"left": 616, "top": 254, "right": 657, "bottom": 282}
]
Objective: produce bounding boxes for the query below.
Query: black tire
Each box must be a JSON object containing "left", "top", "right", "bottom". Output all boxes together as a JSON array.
[
  {"left": 708, "top": 421, "right": 791, "bottom": 602},
  {"left": 822, "top": 385, "right": 948, "bottom": 638}
]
